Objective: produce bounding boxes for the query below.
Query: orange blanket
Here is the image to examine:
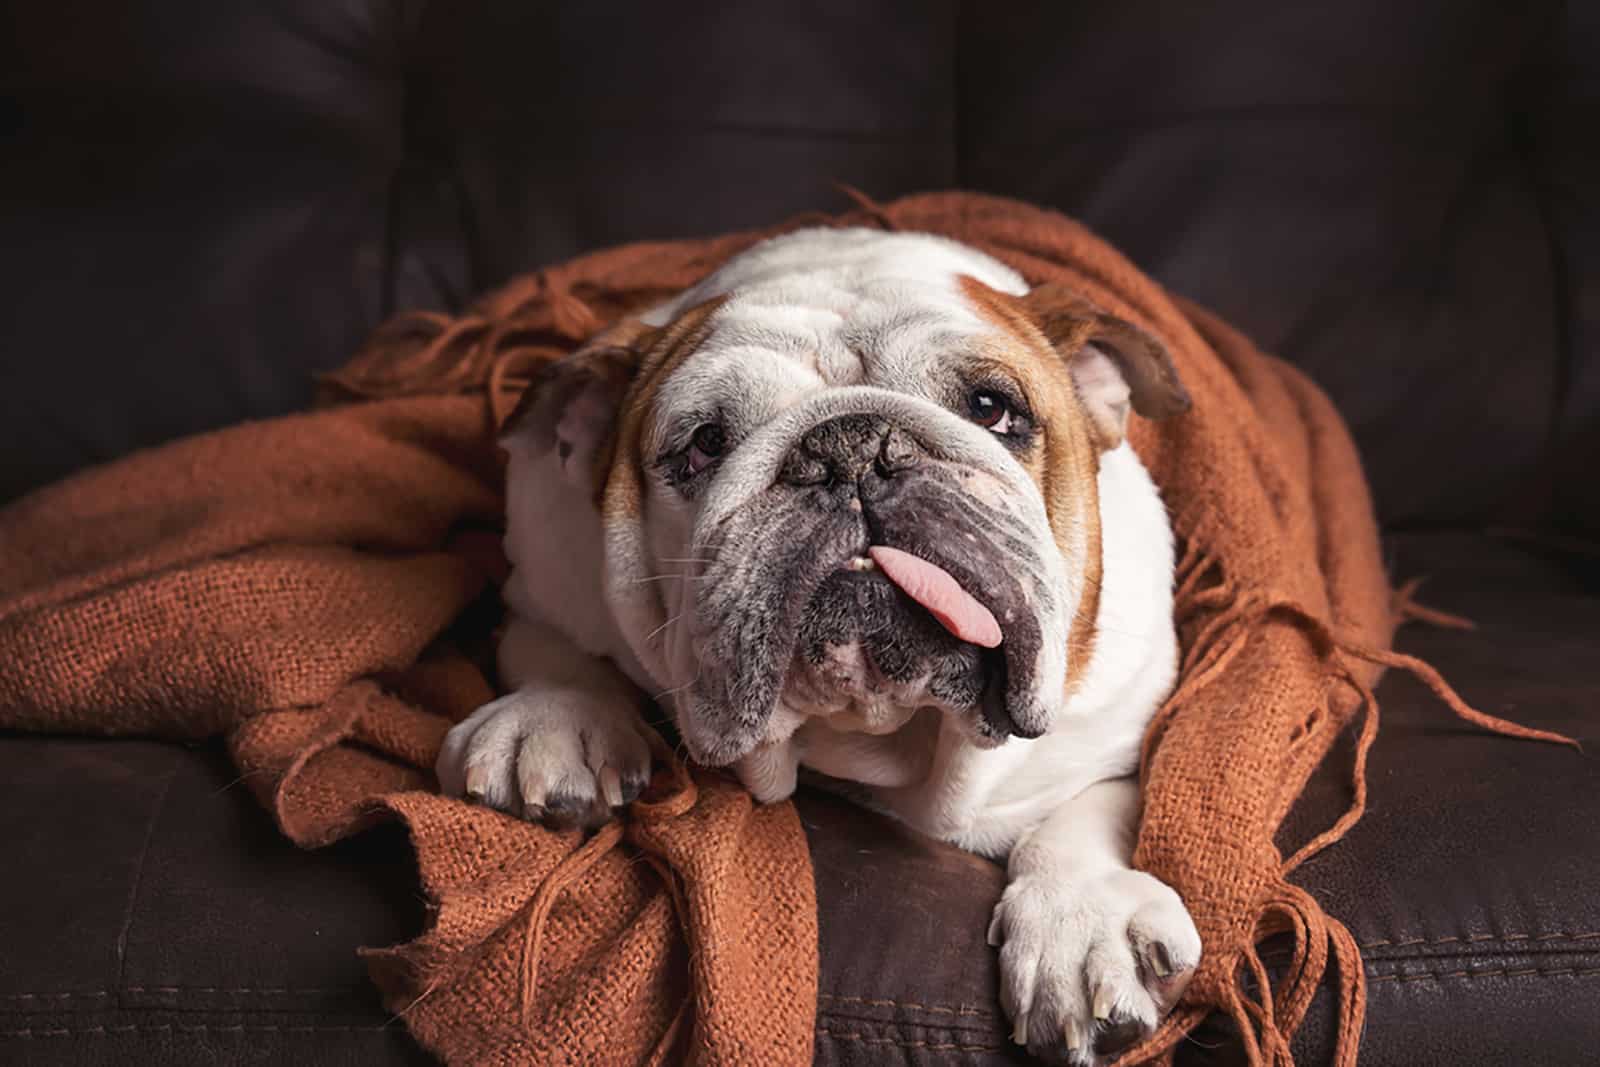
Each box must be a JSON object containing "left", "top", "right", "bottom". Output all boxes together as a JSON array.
[{"left": 0, "top": 191, "right": 1567, "bottom": 1065}]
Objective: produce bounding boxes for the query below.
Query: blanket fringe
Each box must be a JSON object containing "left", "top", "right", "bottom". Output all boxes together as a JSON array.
[
  {"left": 1144, "top": 522, "right": 1578, "bottom": 1064},
  {"left": 1390, "top": 576, "right": 1476, "bottom": 631},
  {"left": 317, "top": 268, "right": 606, "bottom": 429}
]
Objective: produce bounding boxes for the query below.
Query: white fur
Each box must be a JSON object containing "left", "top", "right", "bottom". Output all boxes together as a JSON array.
[{"left": 438, "top": 229, "right": 1198, "bottom": 1064}]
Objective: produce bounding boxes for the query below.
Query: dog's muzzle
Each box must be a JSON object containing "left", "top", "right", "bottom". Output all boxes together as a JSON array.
[{"left": 683, "top": 410, "right": 1056, "bottom": 766}]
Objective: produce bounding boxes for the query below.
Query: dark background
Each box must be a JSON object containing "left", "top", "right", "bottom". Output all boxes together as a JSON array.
[{"left": 2, "top": 1, "right": 1596, "bottom": 533}]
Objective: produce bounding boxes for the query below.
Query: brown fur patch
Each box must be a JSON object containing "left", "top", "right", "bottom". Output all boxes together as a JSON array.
[
  {"left": 600, "top": 296, "right": 730, "bottom": 522},
  {"left": 1020, "top": 282, "right": 1191, "bottom": 429},
  {"left": 957, "top": 275, "right": 1105, "bottom": 696}
]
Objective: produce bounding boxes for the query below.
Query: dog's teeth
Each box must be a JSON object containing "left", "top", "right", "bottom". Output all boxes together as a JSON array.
[{"left": 846, "top": 556, "right": 877, "bottom": 572}]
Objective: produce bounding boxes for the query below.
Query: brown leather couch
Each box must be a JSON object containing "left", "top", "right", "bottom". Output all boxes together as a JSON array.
[{"left": 3, "top": 3, "right": 1596, "bottom": 1064}]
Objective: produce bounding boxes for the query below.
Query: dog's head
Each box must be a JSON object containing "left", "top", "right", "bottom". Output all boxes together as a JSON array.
[{"left": 501, "top": 231, "right": 1188, "bottom": 769}]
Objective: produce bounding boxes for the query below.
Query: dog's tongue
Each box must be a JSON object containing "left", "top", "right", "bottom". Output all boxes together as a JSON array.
[{"left": 868, "top": 546, "right": 1003, "bottom": 648}]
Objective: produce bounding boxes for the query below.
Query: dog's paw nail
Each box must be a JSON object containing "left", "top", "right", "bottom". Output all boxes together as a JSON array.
[
  {"left": 1147, "top": 940, "right": 1174, "bottom": 979},
  {"left": 464, "top": 767, "right": 491, "bottom": 799},
  {"left": 598, "top": 766, "right": 624, "bottom": 807},
  {"left": 1011, "top": 1010, "right": 1029, "bottom": 1046},
  {"left": 1092, "top": 984, "right": 1114, "bottom": 1023},
  {"left": 986, "top": 913, "right": 1003, "bottom": 947}
]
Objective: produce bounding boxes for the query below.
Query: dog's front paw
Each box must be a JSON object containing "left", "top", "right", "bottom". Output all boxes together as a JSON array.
[
  {"left": 989, "top": 869, "right": 1200, "bottom": 1066},
  {"left": 435, "top": 689, "right": 653, "bottom": 829}
]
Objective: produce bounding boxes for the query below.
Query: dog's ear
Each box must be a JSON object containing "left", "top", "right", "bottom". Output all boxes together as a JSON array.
[
  {"left": 499, "top": 317, "right": 660, "bottom": 490},
  {"left": 1020, "top": 283, "right": 1190, "bottom": 449}
]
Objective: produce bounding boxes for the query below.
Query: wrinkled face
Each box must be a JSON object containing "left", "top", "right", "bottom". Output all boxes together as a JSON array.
[
  {"left": 645, "top": 336, "right": 1070, "bottom": 765},
  {"left": 514, "top": 238, "right": 1187, "bottom": 768}
]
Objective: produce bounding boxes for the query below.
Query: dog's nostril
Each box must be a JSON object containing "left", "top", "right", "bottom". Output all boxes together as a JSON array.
[
  {"left": 778, "top": 452, "right": 831, "bottom": 487},
  {"left": 876, "top": 427, "right": 922, "bottom": 476}
]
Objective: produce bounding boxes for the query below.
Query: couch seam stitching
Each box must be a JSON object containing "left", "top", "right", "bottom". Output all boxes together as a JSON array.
[
  {"left": 817, "top": 993, "right": 992, "bottom": 1017},
  {"left": 0, "top": 1024, "right": 390, "bottom": 1038},
  {"left": 0, "top": 987, "right": 358, "bottom": 1002},
  {"left": 1369, "top": 965, "right": 1600, "bottom": 983},
  {"left": 1360, "top": 931, "right": 1600, "bottom": 949},
  {"left": 815, "top": 1026, "right": 1001, "bottom": 1053},
  {"left": 815, "top": 1009, "right": 999, "bottom": 1039}
]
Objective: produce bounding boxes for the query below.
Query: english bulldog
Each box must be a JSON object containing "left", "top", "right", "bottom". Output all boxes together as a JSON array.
[{"left": 436, "top": 228, "right": 1200, "bottom": 1065}]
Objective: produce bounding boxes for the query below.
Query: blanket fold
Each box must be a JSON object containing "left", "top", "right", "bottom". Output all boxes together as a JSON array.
[{"left": 0, "top": 191, "right": 1569, "bottom": 1066}]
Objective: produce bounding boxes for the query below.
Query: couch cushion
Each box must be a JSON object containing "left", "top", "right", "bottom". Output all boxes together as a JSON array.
[
  {"left": 1281, "top": 532, "right": 1600, "bottom": 1065},
  {"left": 0, "top": 737, "right": 433, "bottom": 1065},
  {"left": 3, "top": 533, "right": 1596, "bottom": 1064}
]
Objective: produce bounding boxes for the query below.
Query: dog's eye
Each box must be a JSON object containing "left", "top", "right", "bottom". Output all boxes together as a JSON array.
[
  {"left": 968, "top": 389, "right": 1016, "bottom": 435},
  {"left": 686, "top": 424, "right": 725, "bottom": 473}
]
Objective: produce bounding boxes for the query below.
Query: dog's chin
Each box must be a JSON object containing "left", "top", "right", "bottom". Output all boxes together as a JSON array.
[
  {"left": 675, "top": 567, "right": 1018, "bottom": 767},
  {"left": 782, "top": 568, "right": 1014, "bottom": 744}
]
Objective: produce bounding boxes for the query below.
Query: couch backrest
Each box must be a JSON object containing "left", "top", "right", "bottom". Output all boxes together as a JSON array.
[{"left": 3, "top": 1, "right": 1594, "bottom": 530}]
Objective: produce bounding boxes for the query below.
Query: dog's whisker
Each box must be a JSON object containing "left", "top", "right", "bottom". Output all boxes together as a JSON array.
[
  {"left": 654, "top": 669, "right": 697, "bottom": 702},
  {"left": 652, "top": 661, "right": 704, "bottom": 705},
  {"left": 645, "top": 611, "right": 683, "bottom": 644}
]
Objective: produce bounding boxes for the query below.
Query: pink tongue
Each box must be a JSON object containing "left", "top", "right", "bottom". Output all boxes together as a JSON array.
[{"left": 867, "top": 546, "right": 1003, "bottom": 649}]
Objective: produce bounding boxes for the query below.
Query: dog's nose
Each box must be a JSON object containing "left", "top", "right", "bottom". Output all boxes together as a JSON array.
[{"left": 777, "top": 414, "right": 926, "bottom": 488}]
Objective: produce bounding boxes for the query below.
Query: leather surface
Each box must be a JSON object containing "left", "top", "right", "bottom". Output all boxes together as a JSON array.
[
  {"left": 1281, "top": 533, "right": 1600, "bottom": 1065},
  {"left": 3, "top": 0, "right": 1596, "bottom": 529},
  {"left": 0, "top": 737, "right": 433, "bottom": 1065},
  {"left": 2, "top": 535, "right": 1596, "bottom": 1064}
]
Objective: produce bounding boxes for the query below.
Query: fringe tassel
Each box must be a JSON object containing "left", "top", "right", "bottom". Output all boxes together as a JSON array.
[
  {"left": 1148, "top": 511, "right": 1578, "bottom": 1064},
  {"left": 1390, "top": 576, "right": 1476, "bottom": 631},
  {"left": 316, "top": 268, "right": 606, "bottom": 421},
  {"left": 1329, "top": 916, "right": 1366, "bottom": 1067},
  {"left": 832, "top": 183, "right": 899, "bottom": 230},
  {"left": 1337, "top": 642, "right": 1580, "bottom": 751},
  {"left": 1281, "top": 662, "right": 1379, "bottom": 874},
  {"left": 1214, "top": 885, "right": 1364, "bottom": 1066}
]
